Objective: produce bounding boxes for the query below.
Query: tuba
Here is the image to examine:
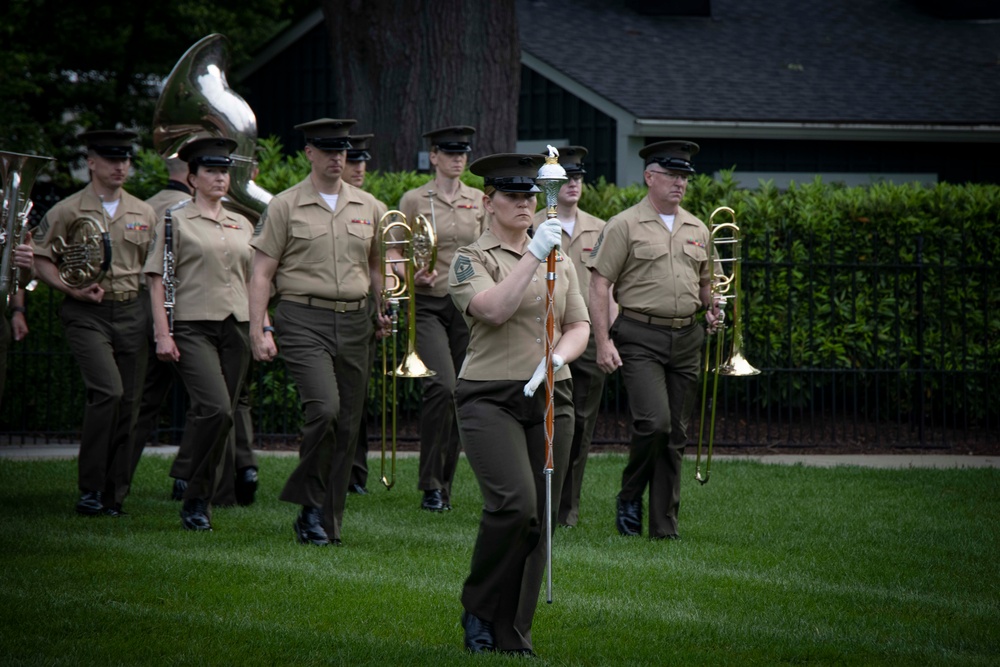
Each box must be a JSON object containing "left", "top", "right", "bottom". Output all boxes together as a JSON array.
[
  {"left": 694, "top": 206, "right": 760, "bottom": 485},
  {"left": 152, "top": 33, "right": 272, "bottom": 222},
  {"left": 0, "top": 151, "right": 55, "bottom": 305},
  {"left": 375, "top": 209, "right": 437, "bottom": 489}
]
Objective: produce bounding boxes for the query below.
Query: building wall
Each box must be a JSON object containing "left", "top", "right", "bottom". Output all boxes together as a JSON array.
[{"left": 517, "top": 67, "right": 618, "bottom": 185}]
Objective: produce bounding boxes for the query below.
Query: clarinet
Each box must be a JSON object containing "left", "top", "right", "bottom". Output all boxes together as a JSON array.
[{"left": 163, "top": 207, "right": 177, "bottom": 336}]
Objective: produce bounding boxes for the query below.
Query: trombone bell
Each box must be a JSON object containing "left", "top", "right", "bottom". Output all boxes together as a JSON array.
[
  {"left": 395, "top": 350, "right": 435, "bottom": 378},
  {"left": 718, "top": 351, "right": 760, "bottom": 377}
]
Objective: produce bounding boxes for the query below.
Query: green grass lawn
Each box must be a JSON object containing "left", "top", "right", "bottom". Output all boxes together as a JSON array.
[{"left": 1, "top": 453, "right": 997, "bottom": 666}]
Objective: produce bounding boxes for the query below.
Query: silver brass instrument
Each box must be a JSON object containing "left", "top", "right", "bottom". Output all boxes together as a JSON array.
[
  {"left": 1, "top": 151, "right": 54, "bottom": 305},
  {"left": 162, "top": 206, "right": 177, "bottom": 335},
  {"left": 376, "top": 209, "right": 437, "bottom": 489},
  {"left": 694, "top": 206, "right": 759, "bottom": 485},
  {"left": 153, "top": 33, "right": 272, "bottom": 223}
]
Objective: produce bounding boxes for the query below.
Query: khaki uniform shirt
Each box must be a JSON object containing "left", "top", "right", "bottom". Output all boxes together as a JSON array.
[
  {"left": 449, "top": 228, "right": 589, "bottom": 381},
  {"left": 250, "top": 177, "right": 381, "bottom": 301},
  {"left": 145, "top": 184, "right": 191, "bottom": 220},
  {"left": 143, "top": 200, "right": 253, "bottom": 322},
  {"left": 398, "top": 180, "right": 485, "bottom": 298},
  {"left": 588, "top": 197, "right": 710, "bottom": 318},
  {"left": 532, "top": 208, "right": 606, "bottom": 308},
  {"left": 34, "top": 182, "right": 156, "bottom": 295}
]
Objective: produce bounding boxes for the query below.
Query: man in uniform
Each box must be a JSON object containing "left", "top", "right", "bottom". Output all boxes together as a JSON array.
[
  {"left": 588, "top": 140, "right": 721, "bottom": 540},
  {"left": 32, "top": 129, "right": 157, "bottom": 516},
  {"left": 342, "top": 132, "right": 387, "bottom": 496},
  {"left": 396, "top": 125, "right": 485, "bottom": 512},
  {"left": 248, "top": 118, "right": 388, "bottom": 546},
  {"left": 531, "top": 146, "right": 613, "bottom": 528}
]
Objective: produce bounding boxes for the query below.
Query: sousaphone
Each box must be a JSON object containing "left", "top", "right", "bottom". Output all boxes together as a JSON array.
[{"left": 152, "top": 33, "right": 272, "bottom": 221}]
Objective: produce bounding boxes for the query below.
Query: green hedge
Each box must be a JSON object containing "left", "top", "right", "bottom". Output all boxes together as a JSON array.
[{"left": 4, "top": 140, "right": 997, "bottom": 436}]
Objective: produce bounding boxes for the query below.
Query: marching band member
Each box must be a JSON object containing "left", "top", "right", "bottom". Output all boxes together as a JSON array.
[
  {"left": 32, "top": 129, "right": 157, "bottom": 517},
  {"left": 248, "top": 118, "right": 388, "bottom": 547},
  {"left": 588, "top": 140, "right": 721, "bottom": 540},
  {"left": 343, "top": 133, "right": 387, "bottom": 496},
  {"left": 531, "top": 146, "right": 613, "bottom": 528},
  {"left": 144, "top": 137, "right": 253, "bottom": 531},
  {"left": 397, "top": 125, "right": 485, "bottom": 512},
  {"left": 449, "top": 153, "right": 589, "bottom": 655}
]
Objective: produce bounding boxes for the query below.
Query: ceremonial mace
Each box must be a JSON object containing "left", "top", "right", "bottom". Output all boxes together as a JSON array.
[{"left": 536, "top": 146, "right": 567, "bottom": 604}]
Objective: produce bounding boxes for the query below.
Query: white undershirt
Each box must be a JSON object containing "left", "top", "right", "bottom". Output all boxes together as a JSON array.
[
  {"left": 102, "top": 199, "right": 120, "bottom": 218},
  {"left": 659, "top": 213, "right": 676, "bottom": 232},
  {"left": 557, "top": 217, "right": 576, "bottom": 238},
  {"left": 319, "top": 193, "right": 339, "bottom": 211}
]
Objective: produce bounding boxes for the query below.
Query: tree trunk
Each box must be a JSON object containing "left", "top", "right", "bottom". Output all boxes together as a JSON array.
[{"left": 320, "top": 0, "right": 520, "bottom": 171}]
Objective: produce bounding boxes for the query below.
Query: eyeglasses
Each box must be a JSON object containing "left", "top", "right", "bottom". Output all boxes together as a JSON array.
[{"left": 648, "top": 170, "right": 690, "bottom": 182}]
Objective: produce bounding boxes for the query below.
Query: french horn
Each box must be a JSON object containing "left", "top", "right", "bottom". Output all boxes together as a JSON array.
[
  {"left": 152, "top": 33, "right": 272, "bottom": 221},
  {"left": 51, "top": 214, "right": 113, "bottom": 289}
]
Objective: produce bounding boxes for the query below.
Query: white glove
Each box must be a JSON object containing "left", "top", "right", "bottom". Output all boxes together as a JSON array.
[
  {"left": 527, "top": 219, "right": 562, "bottom": 261},
  {"left": 524, "top": 353, "right": 565, "bottom": 397}
]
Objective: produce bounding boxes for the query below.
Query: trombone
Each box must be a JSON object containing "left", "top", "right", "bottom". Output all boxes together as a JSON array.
[
  {"left": 694, "top": 206, "right": 760, "bottom": 485},
  {"left": 375, "top": 209, "right": 437, "bottom": 489}
]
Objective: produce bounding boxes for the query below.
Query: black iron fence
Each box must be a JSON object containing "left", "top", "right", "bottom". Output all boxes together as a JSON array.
[{"left": 2, "top": 230, "right": 996, "bottom": 450}]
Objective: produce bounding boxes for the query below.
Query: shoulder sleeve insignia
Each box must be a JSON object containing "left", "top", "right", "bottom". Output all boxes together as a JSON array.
[
  {"left": 35, "top": 214, "right": 50, "bottom": 240},
  {"left": 454, "top": 254, "right": 475, "bottom": 283},
  {"left": 590, "top": 230, "right": 605, "bottom": 258},
  {"left": 253, "top": 209, "right": 268, "bottom": 237}
]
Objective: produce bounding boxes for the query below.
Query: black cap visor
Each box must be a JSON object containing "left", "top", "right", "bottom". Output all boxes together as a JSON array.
[
  {"left": 647, "top": 157, "right": 695, "bottom": 174},
  {"left": 435, "top": 141, "right": 471, "bottom": 153},
  {"left": 192, "top": 155, "right": 233, "bottom": 168},
  {"left": 346, "top": 150, "right": 371, "bottom": 162},
  {"left": 307, "top": 138, "right": 352, "bottom": 151},
  {"left": 90, "top": 145, "right": 133, "bottom": 159},
  {"left": 487, "top": 176, "right": 541, "bottom": 193}
]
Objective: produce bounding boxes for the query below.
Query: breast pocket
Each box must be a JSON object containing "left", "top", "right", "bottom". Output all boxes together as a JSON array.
[
  {"left": 122, "top": 228, "right": 152, "bottom": 263},
  {"left": 346, "top": 222, "right": 375, "bottom": 262},
  {"left": 290, "top": 222, "right": 331, "bottom": 264},
  {"left": 681, "top": 243, "right": 708, "bottom": 281},
  {"left": 632, "top": 242, "right": 670, "bottom": 279}
]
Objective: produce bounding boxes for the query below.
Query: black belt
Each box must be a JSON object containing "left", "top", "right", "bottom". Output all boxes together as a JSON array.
[
  {"left": 621, "top": 308, "right": 695, "bottom": 329},
  {"left": 282, "top": 295, "right": 367, "bottom": 312}
]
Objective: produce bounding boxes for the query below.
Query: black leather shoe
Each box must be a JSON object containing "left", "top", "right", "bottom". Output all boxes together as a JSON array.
[
  {"left": 235, "top": 467, "right": 258, "bottom": 506},
  {"left": 294, "top": 506, "right": 330, "bottom": 546},
  {"left": 348, "top": 483, "right": 368, "bottom": 495},
  {"left": 615, "top": 495, "right": 642, "bottom": 537},
  {"left": 180, "top": 498, "right": 212, "bottom": 531},
  {"left": 501, "top": 648, "right": 537, "bottom": 658},
  {"left": 461, "top": 610, "right": 496, "bottom": 653},
  {"left": 421, "top": 489, "right": 445, "bottom": 512},
  {"left": 75, "top": 491, "right": 103, "bottom": 516},
  {"left": 171, "top": 478, "right": 188, "bottom": 501},
  {"left": 103, "top": 503, "right": 128, "bottom": 518}
]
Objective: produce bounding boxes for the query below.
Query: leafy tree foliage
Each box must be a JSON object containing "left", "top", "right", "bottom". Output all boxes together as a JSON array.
[{"left": 0, "top": 0, "right": 313, "bottom": 185}]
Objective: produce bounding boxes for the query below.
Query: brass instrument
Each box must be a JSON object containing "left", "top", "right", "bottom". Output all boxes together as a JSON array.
[
  {"left": 376, "top": 209, "right": 437, "bottom": 489},
  {"left": 0, "top": 151, "right": 54, "bottom": 305},
  {"left": 152, "top": 33, "right": 272, "bottom": 223},
  {"left": 51, "top": 201, "right": 113, "bottom": 289},
  {"left": 694, "top": 206, "right": 760, "bottom": 485}
]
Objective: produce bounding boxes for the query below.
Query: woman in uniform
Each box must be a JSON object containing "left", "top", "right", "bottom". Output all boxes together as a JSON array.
[
  {"left": 449, "top": 154, "right": 590, "bottom": 656},
  {"left": 397, "top": 125, "right": 485, "bottom": 512},
  {"left": 144, "top": 137, "right": 253, "bottom": 531}
]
